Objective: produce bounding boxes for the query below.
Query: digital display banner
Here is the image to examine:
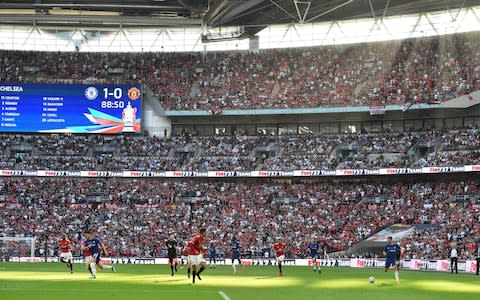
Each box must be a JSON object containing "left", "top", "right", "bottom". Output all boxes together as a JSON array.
[
  {"left": 0, "top": 83, "right": 142, "bottom": 134},
  {"left": 0, "top": 165, "right": 478, "bottom": 178}
]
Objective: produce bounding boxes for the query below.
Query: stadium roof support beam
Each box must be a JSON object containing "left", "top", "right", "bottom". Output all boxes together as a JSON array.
[
  {"left": 0, "top": 14, "right": 203, "bottom": 27},
  {"left": 269, "top": 0, "right": 299, "bottom": 22},
  {"left": 20, "top": 26, "right": 35, "bottom": 49},
  {"left": 368, "top": 0, "right": 377, "bottom": 21},
  {"left": 471, "top": 6, "right": 480, "bottom": 23},
  {"left": 406, "top": 12, "right": 439, "bottom": 37},
  {"left": 369, "top": 0, "right": 390, "bottom": 31},
  {"left": 380, "top": 0, "right": 391, "bottom": 24},
  {"left": 443, "top": 0, "right": 466, "bottom": 22},
  {"left": 293, "top": 1, "right": 311, "bottom": 23},
  {"left": 32, "top": 3, "right": 186, "bottom": 10},
  {"left": 305, "top": 0, "right": 354, "bottom": 23},
  {"left": 409, "top": 14, "right": 423, "bottom": 38},
  {"left": 424, "top": 13, "right": 439, "bottom": 35}
]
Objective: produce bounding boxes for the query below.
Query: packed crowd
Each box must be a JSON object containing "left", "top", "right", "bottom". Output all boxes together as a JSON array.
[
  {"left": 1, "top": 32, "right": 479, "bottom": 110},
  {"left": 262, "top": 135, "right": 339, "bottom": 170},
  {"left": 1, "top": 128, "right": 480, "bottom": 171},
  {"left": 0, "top": 178, "right": 479, "bottom": 260},
  {"left": 402, "top": 195, "right": 480, "bottom": 260}
]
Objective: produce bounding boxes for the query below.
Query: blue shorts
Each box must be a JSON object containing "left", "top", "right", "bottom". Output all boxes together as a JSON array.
[
  {"left": 92, "top": 253, "right": 101, "bottom": 264},
  {"left": 232, "top": 253, "right": 240, "bottom": 260},
  {"left": 385, "top": 259, "right": 397, "bottom": 268},
  {"left": 311, "top": 254, "right": 319, "bottom": 259}
]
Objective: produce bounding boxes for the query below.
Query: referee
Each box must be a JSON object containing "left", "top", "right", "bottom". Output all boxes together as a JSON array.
[
  {"left": 450, "top": 245, "right": 458, "bottom": 274},
  {"left": 166, "top": 234, "right": 178, "bottom": 276}
]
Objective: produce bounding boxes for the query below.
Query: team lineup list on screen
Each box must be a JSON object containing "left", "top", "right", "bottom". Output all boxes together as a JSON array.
[{"left": 0, "top": 83, "right": 142, "bottom": 134}]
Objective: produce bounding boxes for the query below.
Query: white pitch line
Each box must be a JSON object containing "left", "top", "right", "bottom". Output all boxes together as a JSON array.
[{"left": 218, "top": 291, "right": 232, "bottom": 300}]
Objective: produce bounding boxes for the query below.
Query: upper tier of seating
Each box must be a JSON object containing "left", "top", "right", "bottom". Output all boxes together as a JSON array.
[{"left": 1, "top": 32, "right": 479, "bottom": 110}]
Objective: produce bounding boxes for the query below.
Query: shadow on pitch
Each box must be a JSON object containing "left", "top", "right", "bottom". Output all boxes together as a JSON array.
[{"left": 377, "top": 282, "right": 395, "bottom": 288}]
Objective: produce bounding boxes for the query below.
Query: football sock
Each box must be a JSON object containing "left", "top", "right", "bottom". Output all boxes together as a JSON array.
[
  {"left": 279, "top": 263, "right": 282, "bottom": 273},
  {"left": 395, "top": 271, "right": 399, "bottom": 281},
  {"left": 90, "top": 263, "right": 97, "bottom": 276}
]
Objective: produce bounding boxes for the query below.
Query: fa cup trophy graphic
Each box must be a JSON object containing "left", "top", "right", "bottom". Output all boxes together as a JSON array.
[{"left": 122, "top": 101, "right": 137, "bottom": 132}]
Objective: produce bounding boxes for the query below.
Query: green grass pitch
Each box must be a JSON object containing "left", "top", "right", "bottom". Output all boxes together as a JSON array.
[{"left": 0, "top": 262, "right": 479, "bottom": 300}]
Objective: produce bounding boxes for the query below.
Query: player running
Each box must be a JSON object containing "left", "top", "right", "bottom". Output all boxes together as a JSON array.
[
  {"left": 181, "top": 242, "right": 191, "bottom": 278},
  {"left": 58, "top": 233, "right": 73, "bottom": 274},
  {"left": 273, "top": 237, "right": 286, "bottom": 276},
  {"left": 308, "top": 239, "right": 321, "bottom": 274},
  {"left": 166, "top": 233, "right": 178, "bottom": 276},
  {"left": 231, "top": 236, "right": 244, "bottom": 274},
  {"left": 208, "top": 241, "right": 217, "bottom": 269},
  {"left": 186, "top": 228, "right": 207, "bottom": 284},
  {"left": 81, "top": 230, "right": 115, "bottom": 279},
  {"left": 383, "top": 236, "right": 404, "bottom": 284}
]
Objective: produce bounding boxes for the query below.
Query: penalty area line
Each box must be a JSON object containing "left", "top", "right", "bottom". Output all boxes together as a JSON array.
[{"left": 218, "top": 291, "right": 232, "bottom": 300}]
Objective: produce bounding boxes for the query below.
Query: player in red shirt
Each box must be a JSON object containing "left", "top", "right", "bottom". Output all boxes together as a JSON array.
[
  {"left": 58, "top": 233, "right": 73, "bottom": 274},
  {"left": 187, "top": 228, "right": 207, "bottom": 284},
  {"left": 273, "top": 237, "right": 286, "bottom": 276}
]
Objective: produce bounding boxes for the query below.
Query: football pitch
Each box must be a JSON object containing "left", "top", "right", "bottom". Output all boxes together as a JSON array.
[{"left": 0, "top": 263, "right": 479, "bottom": 300}]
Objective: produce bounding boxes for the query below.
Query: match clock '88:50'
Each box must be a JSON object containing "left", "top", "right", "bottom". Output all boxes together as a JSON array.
[{"left": 101, "top": 101, "right": 125, "bottom": 109}]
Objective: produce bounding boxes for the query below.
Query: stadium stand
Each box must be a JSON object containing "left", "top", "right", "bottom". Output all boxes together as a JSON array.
[
  {"left": 1, "top": 32, "right": 480, "bottom": 111},
  {"left": 1, "top": 11, "right": 480, "bottom": 266},
  {"left": 1, "top": 178, "right": 478, "bottom": 259},
  {"left": 1, "top": 128, "right": 480, "bottom": 171}
]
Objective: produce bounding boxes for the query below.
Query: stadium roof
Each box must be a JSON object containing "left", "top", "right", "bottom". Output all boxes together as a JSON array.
[
  {"left": 0, "top": 0, "right": 477, "bottom": 31},
  {"left": 0, "top": 0, "right": 206, "bottom": 27},
  {"left": 207, "top": 0, "right": 479, "bottom": 26}
]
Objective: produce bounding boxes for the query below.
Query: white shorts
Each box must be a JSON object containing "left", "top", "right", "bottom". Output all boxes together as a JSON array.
[
  {"left": 181, "top": 255, "right": 190, "bottom": 264},
  {"left": 85, "top": 256, "right": 95, "bottom": 264},
  {"left": 276, "top": 255, "right": 285, "bottom": 263},
  {"left": 189, "top": 254, "right": 203, "bottom": 266},
  {"left": 60, "top": 252, "right": 73, "bottom": 260}
]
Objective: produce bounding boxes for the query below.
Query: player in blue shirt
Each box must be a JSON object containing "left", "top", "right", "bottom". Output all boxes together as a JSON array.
[
  {"left": 208, "top": 241, "right": 217, "bottom": 269},
  {"left": 231, "top": 237, "right": 244, "bottom": 274},
  {"left": 383, "top": 236, "right": 403, "bottom": 284},
  {"left": 81, "top": 230, "right": 115, "bottom": 279},
  {"left": 308, "top": 239, "right": 321, "bottom": 274}
]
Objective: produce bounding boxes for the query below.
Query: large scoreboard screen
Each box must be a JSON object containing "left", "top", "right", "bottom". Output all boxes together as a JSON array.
[{"left": 0, "top": 83, "right": 142, "bottom": 134}]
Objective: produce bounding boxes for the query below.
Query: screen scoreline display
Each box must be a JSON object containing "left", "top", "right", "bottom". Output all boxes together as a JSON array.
[{"left": 0, "top": 83, "right": 142, "bottom": 134}]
